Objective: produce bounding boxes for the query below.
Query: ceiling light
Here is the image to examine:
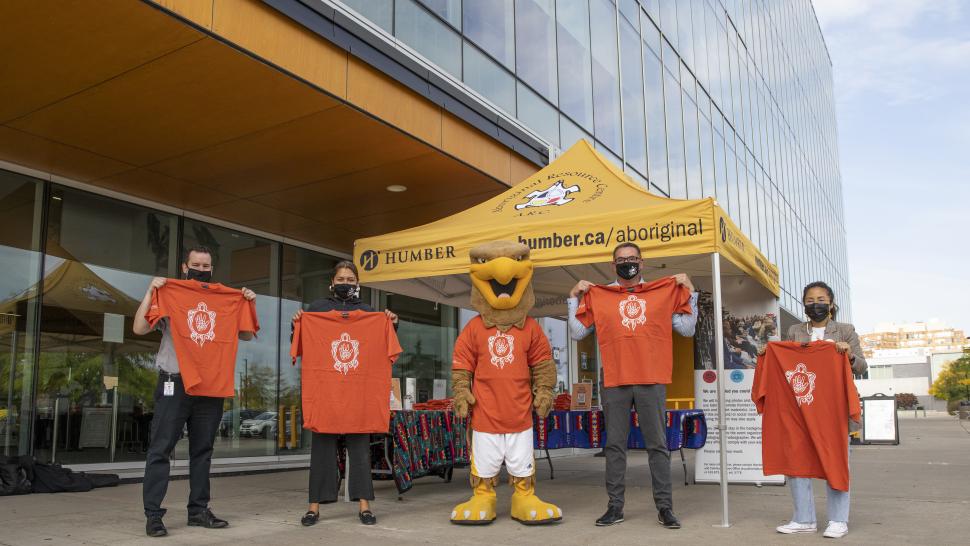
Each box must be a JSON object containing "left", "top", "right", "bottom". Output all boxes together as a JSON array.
[{"left": 386, "top": 184, "right": 408, "bottom": 192}]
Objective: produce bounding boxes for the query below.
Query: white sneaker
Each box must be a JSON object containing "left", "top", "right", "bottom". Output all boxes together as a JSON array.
[
  {"left": 776, "top": 521, "right": 818, "bottom": 534},
  {"left": 823, "top": 521, "right": 848, "bottom": 538}
]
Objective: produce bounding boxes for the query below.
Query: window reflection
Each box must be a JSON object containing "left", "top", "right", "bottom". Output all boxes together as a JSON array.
[
  {"left": 463, "top": 0, "right": 515, "bottom": 69},
  {"left": 619, "top": 16, "right": 647, "bottom": 174},
  {"left": 590, "top": 0, "right": 622, "bottom": 153},
  {"left": 556, "top": 0, "right": 594, "bottom": 131},
  {"left": 395, "top": 0, "right": 462, "bottom": 76},
  {"left": 34, "top": 186, "right": 178, "bottom": 465},
  {"left": 515, "top": 0, "right": 557, "bottom": 103},
  {"left": 0, "top": 172, "right": 43, "bottom": 457},
  {"left": 463, "top": 42, "right": 516, "bottom": 115}
]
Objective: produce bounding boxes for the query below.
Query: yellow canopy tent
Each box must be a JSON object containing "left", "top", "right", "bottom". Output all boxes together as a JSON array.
[
  {"left": 354, "top": 140, "right": 778, "bottom": 311},
  {"left": 354, "top": 140, "right": 780, "bottom": 527}
]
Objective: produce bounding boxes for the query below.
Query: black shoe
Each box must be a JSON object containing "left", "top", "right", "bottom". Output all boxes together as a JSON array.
[
  {"left": 187, "top": 508, "right": 229, "bottom": 529},
  {"left": 301, "top": 511, "right": 319, "bottom": 527},
  {"left": 595, "top": 505, "right": 624, "bottom": 526},
  {"left": 359, "top": 510, "right": 377, "bottom": 525},
  {"left": 146, "top": 516, "right": 167, "bottom": 537},
  {"left": 658, "top": 508, "right": 681, "bottom": 529}
]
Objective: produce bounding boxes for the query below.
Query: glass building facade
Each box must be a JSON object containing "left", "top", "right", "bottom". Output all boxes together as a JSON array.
[
  {"left": 0, "top": 174, "right": 459, "bottom": 465},
  {"left": 339, "top": 0, "right": 850, "bottom": 320}
]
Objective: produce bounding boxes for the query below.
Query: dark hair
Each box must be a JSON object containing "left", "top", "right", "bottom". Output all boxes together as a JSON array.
[
  {"left": 612, "top": 242, "right": 642, "bottom": 260},
  {"left": 331, "top": 260, "right": 359, "bottom": 282},
  {"left": 803, "top": 281, "right": 839, "bottom": 320},
  {"left": 183, "top": 245, "right": 213, "bottom": 264}
]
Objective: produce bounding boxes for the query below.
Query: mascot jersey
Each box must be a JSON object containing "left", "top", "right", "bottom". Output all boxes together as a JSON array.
[
  {"left": 291, "top": 310, "right": 402, "bottom": 434},
  {"left": 452, "top": 316, "right": 551, "bottom": 434},
  {"left": 146, "top": 279, "right": 259, "bottom": 397},
  {"left": 752, "top": 341, "right": 860, "bottom": 491},
  {"left": 575, "top": 277, "right": 692, "bottom": 387}
]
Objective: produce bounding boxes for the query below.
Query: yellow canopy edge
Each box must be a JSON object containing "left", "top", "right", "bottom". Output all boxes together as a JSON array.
[{"left": 354, "top": 140, "right": 780, "bottom": 297}]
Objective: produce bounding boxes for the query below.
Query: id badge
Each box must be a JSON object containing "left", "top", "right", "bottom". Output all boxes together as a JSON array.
[{"left": 163, "top": 381, "right": 175, "bottom": 397}]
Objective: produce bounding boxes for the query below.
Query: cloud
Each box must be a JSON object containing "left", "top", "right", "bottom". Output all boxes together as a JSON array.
[{"left": 813, "top": 0, "right": 970, "bottom": 105}]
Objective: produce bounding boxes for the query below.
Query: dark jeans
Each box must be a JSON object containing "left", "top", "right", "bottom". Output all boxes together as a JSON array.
[
  {"left": 143, "top": 374, "right": 223, "bottom": 518},
  {"left": 602, "top": 384, "right": 672, "bottom": 511},
  {"left": 309, "top": 433, "right": 373, "bottom": 503}
]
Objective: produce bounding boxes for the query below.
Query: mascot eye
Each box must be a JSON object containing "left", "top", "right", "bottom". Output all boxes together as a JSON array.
[
  {"left": 477, "top": 257, "right": 487, "bottom": 264},
  {"left": 516, "top": 255, "right": 524, "bottom": 261}
]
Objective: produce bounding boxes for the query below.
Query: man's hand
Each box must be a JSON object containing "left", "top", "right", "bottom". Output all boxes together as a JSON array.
[
  {"left": 241, "top": 287, "right": 256, "bottom": 301},
  {"left": 757, "top": 345, "right": 766, "bottom": 357},
  {"left": 384, "top": 309, "right": 399, "bottom": 324},
  {"left": 570, "top": 280, "right": 594, "bottom": 299},
  {"left": 292, "top": 309, "right": 303, "bottom": 323},
  {"left": 672, "top": 273, "right": 694, "bottom": 292},
  {"left": 835, "top": 341, "right": 851, "bottom": 354},
  {"left": 147, "top": 277, "right": 166, "bottom": 296}
]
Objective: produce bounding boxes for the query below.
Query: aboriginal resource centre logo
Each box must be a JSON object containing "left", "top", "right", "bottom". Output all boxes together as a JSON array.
[
  {"left": 514, "top": 180, "right": 580, "bottom": 210},
  {"left": 719, "top": 217, "right": 727, "bottom": 242},
  {"left": 491, "top": 171, "right": 606, "bottom": 215},
  {"left": 730, "top": 369, "right": 744, "bottom": 384}
]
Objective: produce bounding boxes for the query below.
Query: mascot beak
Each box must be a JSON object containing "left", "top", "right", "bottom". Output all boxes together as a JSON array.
[{"left": 470, "top": 257, "right": 534, "bottom": 310}]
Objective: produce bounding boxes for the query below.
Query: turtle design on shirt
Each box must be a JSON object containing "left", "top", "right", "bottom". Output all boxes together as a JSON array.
[{"left": 450, "top": 240, "right": 562, "bottom": 526}]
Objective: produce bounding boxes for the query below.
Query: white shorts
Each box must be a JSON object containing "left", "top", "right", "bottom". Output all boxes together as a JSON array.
[{"left": 471, "top": 429, "right": 535, "bottom": 478}]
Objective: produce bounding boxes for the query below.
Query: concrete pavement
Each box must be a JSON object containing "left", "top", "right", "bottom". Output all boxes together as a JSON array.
[{"left": 1, "top": 413, "right": 967, "bottom": 545}]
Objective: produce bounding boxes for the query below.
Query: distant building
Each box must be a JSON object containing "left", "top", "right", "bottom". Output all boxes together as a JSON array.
[
  {"left": 860, "top": 320, "right": 968, "bottom": 358},
  {"left": 856, "top": 347, "right": 967, "bottom": 411}
]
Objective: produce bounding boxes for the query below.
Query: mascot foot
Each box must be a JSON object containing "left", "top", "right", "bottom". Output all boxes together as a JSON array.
[
  {"left": 450, "top": 476, "right": 497, "bottom": 525},
  {"left": 510, "top": 475, "right": 562, "bottom": 525}
]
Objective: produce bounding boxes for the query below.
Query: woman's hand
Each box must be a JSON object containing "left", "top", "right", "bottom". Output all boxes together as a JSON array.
[
  {"left": 292, "top": 309, "right": 303, "bottom": 323},
  {"left": 757, "top": 345, "right": 767, "bottom": 357},
  {"left": 384, "top": 309, "right": 398, "bottom": 324},
  {"left": 241, "top": 287, "right": 256, "bottom": 301}
]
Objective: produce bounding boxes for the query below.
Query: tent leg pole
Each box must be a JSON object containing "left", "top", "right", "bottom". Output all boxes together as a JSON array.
[{"left": 712, "top": 252, "right": 730, "bottom": 528}]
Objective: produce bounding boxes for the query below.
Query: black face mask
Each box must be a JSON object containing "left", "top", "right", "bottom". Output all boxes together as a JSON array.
[
  {"left": 185, "top": 268, "right": 212, "bottom": 283},
  {"left": 616, "top": 262, "right": 640, "bottom": 281},
  {"left": 332, "top": 283, "right": 359, "bottom": 301},
  {"left": 804, "top": 303, "right": 830, "bottom": 322}
]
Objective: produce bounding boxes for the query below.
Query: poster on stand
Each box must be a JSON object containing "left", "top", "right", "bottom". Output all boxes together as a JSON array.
[{"left": 692, "top": 277, "right": 785, "bottom": 485}]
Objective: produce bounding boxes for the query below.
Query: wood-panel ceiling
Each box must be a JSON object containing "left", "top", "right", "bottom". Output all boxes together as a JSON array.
[{"left": 0, "top": 0, "right": 522, "bottom": 253}]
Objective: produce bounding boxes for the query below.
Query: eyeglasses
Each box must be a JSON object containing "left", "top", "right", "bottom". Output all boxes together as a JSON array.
[{"left": 614, "top": 256, "right": 640, "bottom": 264}]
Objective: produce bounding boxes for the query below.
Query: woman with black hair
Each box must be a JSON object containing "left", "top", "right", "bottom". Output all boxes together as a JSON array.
[
  {"left": 292, "top": 260, "right": 397, "bottom": 527},
  {"left": 774, "top": 281, "right": 867, "bottom": 539}
]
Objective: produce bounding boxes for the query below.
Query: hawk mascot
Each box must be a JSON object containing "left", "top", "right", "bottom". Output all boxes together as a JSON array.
[{"left": 450, "top": 240, "right": 562, "bottom": 525}]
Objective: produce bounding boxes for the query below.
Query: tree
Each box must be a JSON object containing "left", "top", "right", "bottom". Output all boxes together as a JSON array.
[
  {"left": 895, "top": 392, "right": 919, "bottom": 410},
  {"left": 929, "top": 350, "right": 970, "bottom": 412}
]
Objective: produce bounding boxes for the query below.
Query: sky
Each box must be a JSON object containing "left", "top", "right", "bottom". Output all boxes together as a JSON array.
[{"left": 813, "top": 0, "right": 970, "bottom": 336}]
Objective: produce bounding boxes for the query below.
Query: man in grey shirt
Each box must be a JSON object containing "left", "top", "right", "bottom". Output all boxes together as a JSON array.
[
  {"left": 132, "top": 246, "right": 256, "bottom": 538},
  {"left": 567, "top": 242, "right": 697, "bottom": 530}
]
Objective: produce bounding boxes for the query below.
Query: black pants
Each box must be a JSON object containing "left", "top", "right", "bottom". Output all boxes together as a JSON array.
[
  {"left": 143, "top": 374, "right": 223, "bottom": 518},
  {"left": 309, "top": 433, "right": 373, "bottom": 503},
  {"left": 602, "top": 384, "right": 672, "bottom": 511}
]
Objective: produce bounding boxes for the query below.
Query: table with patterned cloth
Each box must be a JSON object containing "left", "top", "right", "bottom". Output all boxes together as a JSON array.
[{"left": 373, "top": 410, "right": 469, "bottom": 495}]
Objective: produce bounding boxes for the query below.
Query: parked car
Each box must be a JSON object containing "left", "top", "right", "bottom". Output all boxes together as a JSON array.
[
  {"left": 219, "top": 409, "right": 262, "bottom": 438},
  {"left": 239, "top": 411, "right": 278, "bottom": 438}
]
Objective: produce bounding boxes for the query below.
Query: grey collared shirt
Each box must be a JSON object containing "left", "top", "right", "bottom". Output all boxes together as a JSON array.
[
  {"left": 153, "top": 318, "right": 180, "bottom": 374},
  {"left": 566, "top": 280, "right": 699, "bottom": 340}
]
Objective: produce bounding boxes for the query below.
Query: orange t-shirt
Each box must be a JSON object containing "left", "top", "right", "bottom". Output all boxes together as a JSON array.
[
  {"left": 452, "top": 316, "right": 552, "bottom": 434},
  {"left": 752, "top": 341, "right": 861, "bottom": 491},
  {"left": 575, "top": 277, "right": 693, "bottom": 387},
  {"left": 291, "top": 311, "right": 402, "bottom": 434},
  {"left": 145, "top": 279, "right": 259, "bottom": 397}
]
